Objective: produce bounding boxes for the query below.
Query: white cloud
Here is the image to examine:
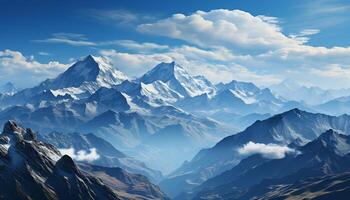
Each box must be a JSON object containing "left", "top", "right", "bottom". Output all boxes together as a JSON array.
[
  {"left": 299, "top": 29, "right": 320, "bottom": 36},
  {"left": 34, "top": 32, "right": 97, "bottom": 46},
  {"left": 256, "top": 15, "right": 280, "bottom": 25},
  {"left": 289, "top": 29, "right": 320, "bottom": 44},
  {"left": 38, "top": 51, "right": 51, "bottom": 56},
  {"left": 99, "top": 49, "right": 172, "bottom": 77},
  {"left": 138, "top": 9, "right": 301, "bottom": 50},
  {"left": 15, "top": 9, "right": 350, "bottom": 89},
  {"left": 237, "top": 141, "right": 295, "bottom": 159},
  {"left": 310, "top": 64, "right": 350, "bottom": 78},
  {"left": 109, "top": 40, "right": 169, "bottom": 52},
  {"left": 34, "top": 33, "right": 169, "bottom": 53},
  {"left": 59, "top": 147, "right": 100, "bottom": 162},
  {"left": 84, "top": 9, "right": 155, "bottom": 27},
  {"left": 133, "top": 9, "right": 350, "bottom": 88},
  {"left": 0, "top": 49, "right": 67, "bottom": 88},
  {"left": 99, "top": 44, "right": 280, "bottom": 85}
]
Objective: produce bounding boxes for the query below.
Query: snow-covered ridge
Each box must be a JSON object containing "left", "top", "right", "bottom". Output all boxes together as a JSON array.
[
  {"left": 42, "top": 55, "right": 128, "bottom": 98},
  {"left": 0, "top": 82, "right": 17, "bottom": 95},
  {"left": 139, "top": 61, "right": 215, "bottom": 97},
  {"left": 90, "top": 55, "right": 128, "bottom": 86},
  {"left": 0, "top": 120, "right": 62, "bottom": 162}
]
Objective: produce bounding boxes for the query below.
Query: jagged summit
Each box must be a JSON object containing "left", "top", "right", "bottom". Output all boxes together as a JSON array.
[
  {"left": 85, "top": 54, "right": 95, "bottom": 61},
  {"left": 43, "top": 55, "right": 128, "bottom": 90},
  {"left": 217, "top": 80, "right": 258, "bottom": 91},
  {"left": 283, "top": 107, "right": 303, "bottom": 115},
  {"left": 215, "top": 80, "right": 281, "bottom": 105},
  {"left": 2, "top": 120, "right": 37, "bottom": 142},
  {"left": 0, "top": 82, "right": 17, "bottom": 95},
  {"left": 306, "top": 129, "right": 350, "bottom": 156},
  {"left": 0, "top": 121, "right": 119, "bottom": 200},
  {"left": 4, "top": 55, "right": 130, "bottom": 100},
  {"left": 3, "top": 120, "right": 21, "bottom": 134},
  {"left": 319, "top": 129, "right": 339, "bottom": 139},
  {"left": 140, "top": 61, "right": 178, "bottom": 84},
  {"left": 139, "top": 61, "right": 215, "bottom": 97}
]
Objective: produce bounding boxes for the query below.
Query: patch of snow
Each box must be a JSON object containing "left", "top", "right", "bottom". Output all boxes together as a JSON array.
[
  {"left": 122, "top": 93, "right": 148, "bottom": 113},
  {"left": 230, "top": 89, "right": 257, "bottom": 104},
  {"left": 41, "top": 145, "right": 61, "bottom": 162}
]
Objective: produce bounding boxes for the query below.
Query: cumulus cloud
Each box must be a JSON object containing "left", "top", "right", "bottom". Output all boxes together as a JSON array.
[
  {"left": 138, "top": 9, "right": 300, "bottom": 50},
  {"left": 133, "top": 9, "right": 350, "bottom": 89},
  {"left": 59, "top": 148, "right": 100, "bottom": 162},
  {"left": 237, "top": 141, "right": 295, "bottom": 159},
  {"left": 0, "top": 49, "right": 67, "bottom": 87},
  {"left": 18, "top": 9, "right": 350, "bottom": 89}
]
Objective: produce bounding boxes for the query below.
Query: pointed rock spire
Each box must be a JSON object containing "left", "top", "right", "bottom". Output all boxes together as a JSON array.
[{"left": 2, "top": 120, "right": 21, "bottom": 135}]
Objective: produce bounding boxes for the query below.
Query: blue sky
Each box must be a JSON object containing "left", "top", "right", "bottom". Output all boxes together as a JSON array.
[{"left": 1, "top": 0, "right": 350, "bottom": 89}]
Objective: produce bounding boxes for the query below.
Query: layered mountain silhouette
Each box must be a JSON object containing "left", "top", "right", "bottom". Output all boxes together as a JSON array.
[
  {"left": 161, "top": 109, "right": 350, "bottom": 197},
  {"left": 189, "top": 130, "right": 350, "bottom": 200},
  {"left": 0, "top": 82, "right": 17, "bottom": 95},
  {"left": 0, "top": 120, "right": 168, "bottom": 200},
  {"left": 2, "top": 54, "right": 350, "bottom": 199},
  {"left": 0, "top": 120, "right": 118, "bottom": 200},
  {"left": 39, "top": 131, "right": 163, "bottom": 183}
]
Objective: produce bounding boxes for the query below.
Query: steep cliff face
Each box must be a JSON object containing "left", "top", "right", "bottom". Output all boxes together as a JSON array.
[{"left": 0, "top": 120, "right": 119, "bottom": 200}]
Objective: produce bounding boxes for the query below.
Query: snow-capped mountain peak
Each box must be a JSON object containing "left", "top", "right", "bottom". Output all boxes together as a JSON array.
[
  {"left": 139, "top": 61, "right": 215, "bottom": 97},
  {"left": 215, "top": 80, "right": 281, "bottom": 105},
  {"left": 50, "top": 55, "right": 127, "bottom": 88},
  {"left": 38, "top": 55, "right": 128, "bottom": 98},
  {"left": 87, "top": 55, "right": 128, "bottom": 85},
  {"left": 0, "top": 82, "right": 17, "bottom": 95}
]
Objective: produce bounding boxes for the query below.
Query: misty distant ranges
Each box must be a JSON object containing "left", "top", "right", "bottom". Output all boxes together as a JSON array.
[{"left": 2, "top": 55, "right": 350, "bottom": 199}]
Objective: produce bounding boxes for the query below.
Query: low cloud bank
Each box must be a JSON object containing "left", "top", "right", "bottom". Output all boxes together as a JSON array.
[
  {"left": 59, "top": 147, "right": 100, "bottom": 162},
  {"left": 237, "top": 141, "right": 295, "bottom": 159}
]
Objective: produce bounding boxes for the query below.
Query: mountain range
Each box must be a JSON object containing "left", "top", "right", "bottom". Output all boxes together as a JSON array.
[
  {"left": 271, "top": 79, "right": 350, "bottom": 105},
  {"left": 2, "top": 54, "right": 350, "bottom": 199},
  {"left": 190, "top": 129, "right": 350, "bottom": 200},
  {"left": 3, "top": 55, "right": 292, "bottom": 173},
  {"left": 38, "top": 131, "right": 163, "bottom": 183},
  {"left": 160, "top": 108, "right": 350, "bottom": 197},
  {"left": 0, "top": 82, "right": 17, "bottom": 95}
]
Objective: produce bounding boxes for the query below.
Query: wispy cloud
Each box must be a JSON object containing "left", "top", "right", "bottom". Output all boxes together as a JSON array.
[
  {"left": 38, "top": 51, "right": 51, "bottom": 56},
  {"left": 59, "top": 147, "right": 100, "bottom": 162},
  {"left": 304, "top": 0, "right": 350, "bottom": 15},
  {"left": 82, "top": 9, "right": 156, "bottom": 27},
  {"left": 290, "top": 0, "right": 350, "bottom": 30},
  {"left": 33, "top": 32, "right": 97, "bottom": 46},
  {"left": 109, "top": 40, "right": 169, "bottom": 52},
  {"left": 289, "top": 29, "right": 320, "bottom": 44},
  {"left": 34, "top": 33, "right": 169, "bottom": 53}
]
